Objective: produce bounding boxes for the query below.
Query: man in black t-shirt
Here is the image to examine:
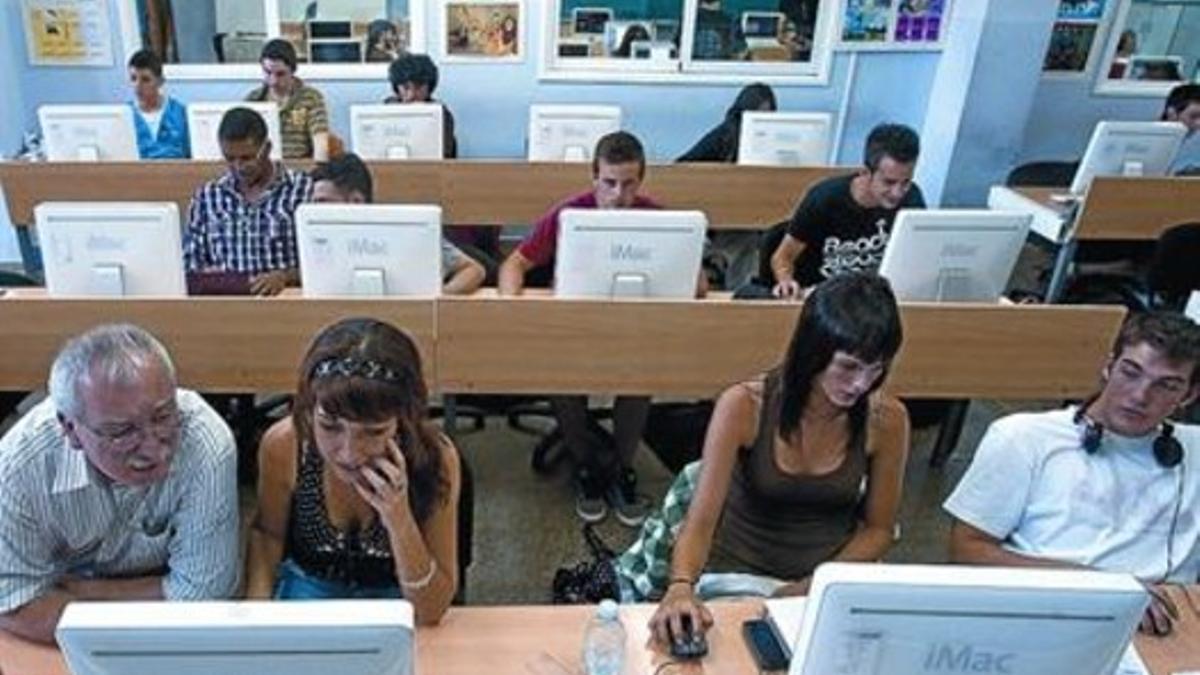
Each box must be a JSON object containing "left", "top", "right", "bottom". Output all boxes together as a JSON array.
[{"left": 769, "top": 123, "right": 924, "bottom": 298}]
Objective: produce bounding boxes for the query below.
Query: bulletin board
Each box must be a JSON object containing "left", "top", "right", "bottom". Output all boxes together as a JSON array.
[
  {"left": 838, "top": 0, "right": 951, "bottom": 51},
  {"left": 22, "top": 0, "right": 114, "bottom": 67}
]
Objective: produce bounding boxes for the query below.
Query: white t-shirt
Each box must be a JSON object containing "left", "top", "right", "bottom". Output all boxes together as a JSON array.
[
  {"left": 944, "top": 407, "right": 1200, "bottom": 583},
  {"left": 139, "top": 106, "right": 164, "bottom": 139}
]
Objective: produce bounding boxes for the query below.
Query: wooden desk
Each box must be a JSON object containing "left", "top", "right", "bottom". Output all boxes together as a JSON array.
[
  {"left": 0, "top": 291, "right": 436, "bottom": 392},
  {"left": 437, "top": 294, "right": 1126, "bottom": 399},
  {"left": 3, "top": 596, "right": 1198, "bottom": 675},
  {"left": 0, "top": 293, "right": 1123, "bottom": 401},
  {"left": 0, "top": 161, "right": 846, "bottom": 229},
  {"left": 992, "top": 177, "right": 1200, "bottom": 302},
  {"left": 1076, "top": 176, "right": 1200, "bottom": 241}
]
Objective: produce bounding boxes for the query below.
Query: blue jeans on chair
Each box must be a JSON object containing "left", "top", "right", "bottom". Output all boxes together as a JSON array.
[{"left": 273, "top": 558, "right": 403, "bottom": 600}]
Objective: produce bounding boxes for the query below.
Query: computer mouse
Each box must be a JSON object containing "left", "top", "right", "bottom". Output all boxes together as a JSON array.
[{"left": 668, "top": 614, "right": 709, "bottom": 660}]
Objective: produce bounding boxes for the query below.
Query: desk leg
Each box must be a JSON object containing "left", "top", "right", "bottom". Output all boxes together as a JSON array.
[
  {"left": 1045, "top": 240, "right": 1077, "bottom": 304},
  {"left": 930, "top": 400, "right": 970, "bottom": 468}
]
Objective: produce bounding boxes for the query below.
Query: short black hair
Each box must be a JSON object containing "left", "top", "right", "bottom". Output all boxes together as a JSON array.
[
  {"left": 1162, "top": 84, "right": 1200, "bottom": 120},
  {"left": 592, "top": 131, "right": 646, "bottom": 178},
  {"left": 218, "top": 107, "right": 268, "bottom": 146},
  {"left": 388, "top": 54, "right": 439, "bottom": 95},
  {"left": 1112, "top": 311, "right": 1200, "bottom": 386},
  {"left": 127, "top": 49, "right": 163, "bottom": 79},
  {"left": 310, "top": 153, "right": 374, "bottom": 202},
  {"left": 260, "top": 38, "right": 298, "bottom": 72},
  {"left": 863, "top": 123, "right": 920, "bottom": 171}
]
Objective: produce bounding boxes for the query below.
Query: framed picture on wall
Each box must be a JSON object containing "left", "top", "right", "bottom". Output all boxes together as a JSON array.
[
  {"left": 838, "top": 0, "right": 950, "bottom": 51},
  {"left": 1042, "top": 0, "right": 1110, "bottom": 77},
  {"left": 22, "top": 0, "right": 115, "bottom": 67},
  {"left": 439, "top": 0, "right": 523, "bottom": 63}
]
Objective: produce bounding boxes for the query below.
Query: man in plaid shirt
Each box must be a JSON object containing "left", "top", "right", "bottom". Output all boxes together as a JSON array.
[{"left": 183, "top": 107, "right": 312, "bottom": 296}]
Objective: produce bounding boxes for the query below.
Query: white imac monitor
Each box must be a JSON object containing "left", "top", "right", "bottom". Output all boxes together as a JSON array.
[
  {"left": 350, "top": 103, "right": 445, "bottom": 160},
  {"left": 528, "top": 105, "right": 622, "bottom": 162},
  {"left": 878, "top": 209, "right": 1031, "bottom": 302},
  {"left": 187, "top": 102, "right": 284, "bottom": 161},
  {"left": 737, "top": 112, "right": 833, "bottom": 166},
  {"left": 297, "top": 203, "right": 443, "bottom": 297},
  {"left": 35, "top": 201, "right": 187, "bottom": 298},
  {"left": 786, "top": 563, "right": 1147, "bottom": 675},
  {"left": 38, "top": 105, "right": 138, "bottom": 162},
  {"left": 572, "top": 7, "right": 613, "bottom": 35},
  {"left": 1069, "top": 120, "right": 1187, "bottom": 195},
  {"left": 742, "top": 11, "right": 785, "bottom": 47},
  {"left": 554, "top": 209, "right": 706, "bottom": 299},
  {"left": 56, "top": 599, "right": 414, "bottom": 675}
]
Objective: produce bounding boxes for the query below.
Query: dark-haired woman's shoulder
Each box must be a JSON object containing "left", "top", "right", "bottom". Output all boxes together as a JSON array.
[
  {"left": 711, "top": 378, "right": 768, "bottom": 449},
  {"left": 259, "top": 416, "right": 298, "bottom": 475},
  {"left": 866, "top": 393, "right": 910, "bottom": 457}
]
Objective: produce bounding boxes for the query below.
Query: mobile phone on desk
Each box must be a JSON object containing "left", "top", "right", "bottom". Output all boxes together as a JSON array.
[{"left": 743, "top": 618, "right": 790, "bottom": 671}]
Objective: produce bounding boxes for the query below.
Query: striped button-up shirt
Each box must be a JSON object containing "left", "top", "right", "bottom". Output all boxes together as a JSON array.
[
  {"left": 0, "top": 390, "right": 239, "bottom": 613},
  {"left": 184, "top": 165, "right": 312, "bottom": 275}
]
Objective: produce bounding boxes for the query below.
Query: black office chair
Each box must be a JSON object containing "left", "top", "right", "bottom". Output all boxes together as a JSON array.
[
  {"left": 1147, "top": 222, "right": 1200, "bottom": 311},
  {"left": 1004, "top": 160, "right": 1080, "bottom": 188}
]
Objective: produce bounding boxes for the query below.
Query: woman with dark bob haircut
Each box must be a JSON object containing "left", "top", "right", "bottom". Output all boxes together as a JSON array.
[
  {"left": 246, "top": 318, "right": 460, "bottom": 623},
  {"left": 630, "top": 272, "right": 909, "bottom": 645}
]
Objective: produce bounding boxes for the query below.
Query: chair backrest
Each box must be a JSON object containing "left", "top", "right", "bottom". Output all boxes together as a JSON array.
[
  {"left": 0, "top": 270, "right": 38, "bottom": 288},
  {"left": 1148, "top": 222, "right": 1200, "bottom": 307},
  {"left": 1005, "top": 161, "right": 1080, "bottom": 188}
]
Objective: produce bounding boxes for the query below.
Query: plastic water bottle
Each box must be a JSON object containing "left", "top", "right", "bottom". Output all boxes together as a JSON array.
[{"left": 582, "top": 599, "right": 626, "bottom": 675}]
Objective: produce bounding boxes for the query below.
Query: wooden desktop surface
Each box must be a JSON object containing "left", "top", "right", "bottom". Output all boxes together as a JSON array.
[
  {"left": 1015, "top": 177, "right": 1200, "bottom": 241},
  {"left": 0, "top": 160, "right": 846, "bottom": 229},
  {"left": 1075, "top": 176, "right": 1200, "bottom": 241},
  {"left": 0, "top": 291, "right": 1124, "bottom": 399},
  {"left": 0, "top": 290, "right": 436, "bottom": 392},
  {"left": 2, "top": 596, "right": 1197, "bottom": 675},
  {"left": 437, "top": 293, "right": 1126, "bottom": 399}
]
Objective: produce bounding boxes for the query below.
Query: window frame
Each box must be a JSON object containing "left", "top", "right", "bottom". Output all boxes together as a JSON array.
[
  {"left": 1092, "top": 0, "right": 1191, "bottom": 97},
  {"left": 117, "top": 0, "right": 427, "bottom": 81},
  {"left": 537, "top": 0, "right": 837, "bottom": 86}
]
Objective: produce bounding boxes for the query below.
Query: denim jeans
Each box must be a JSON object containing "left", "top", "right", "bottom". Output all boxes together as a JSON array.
[{"left": 273, "top": 558, "right": 402, "bottom": 600}]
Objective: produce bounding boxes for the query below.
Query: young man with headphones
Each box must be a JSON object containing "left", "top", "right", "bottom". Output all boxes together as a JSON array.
[{"left": 945, "top": 312, "right": 1200, "bottom": 637}]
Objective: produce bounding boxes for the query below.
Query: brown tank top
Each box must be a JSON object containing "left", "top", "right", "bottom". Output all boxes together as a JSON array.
[{"left": 707, "top": 374, "right": 868, "bottom": 580}]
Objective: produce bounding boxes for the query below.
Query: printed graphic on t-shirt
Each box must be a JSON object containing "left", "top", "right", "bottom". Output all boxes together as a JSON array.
[{"left": 819, "top": 218, "right": 889, "bottom": 279}]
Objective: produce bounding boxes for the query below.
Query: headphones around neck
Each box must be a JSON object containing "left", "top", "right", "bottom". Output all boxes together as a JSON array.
[{"left": 1073, "top": 401, "right": 1184, "bottom": 468}]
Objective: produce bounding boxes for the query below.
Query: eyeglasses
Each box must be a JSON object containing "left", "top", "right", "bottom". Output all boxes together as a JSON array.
[{"left": 75, "top": 406, "right": 181, "bottom": 453}]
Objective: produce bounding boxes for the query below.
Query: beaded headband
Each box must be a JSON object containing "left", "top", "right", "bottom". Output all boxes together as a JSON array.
[{"left": 312, "top": 357, "right": 403, "bottom": 383}]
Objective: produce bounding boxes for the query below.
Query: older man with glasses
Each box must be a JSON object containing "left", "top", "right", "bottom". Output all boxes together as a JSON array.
[{"left": 0, "top": 324, "right": 239, "bottom": 644}]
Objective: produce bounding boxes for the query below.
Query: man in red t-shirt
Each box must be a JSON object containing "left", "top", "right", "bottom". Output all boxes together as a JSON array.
[{"left": 499, "top": 132, "right": 661, "bottom": 527}]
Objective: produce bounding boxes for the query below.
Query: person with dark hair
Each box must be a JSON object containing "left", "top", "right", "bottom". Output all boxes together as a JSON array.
[
  {"left": 625, "top": 273, "right": 909, "bottom": 645},
  {"left": 1163, "top": 84, "right": 1200, "bottom": 175},
  {"left": 946, "top": 311, "right": 1200, "bottom": 638},
  {"left": 126, "top": 49, "right": 189, "bottom": 159},
  {"left": 245, "top": 38, "right": 330, "bottom": 161},
  {"left": 769, "top": 122, "right": 924, "bottom": 299},
  {"left": 245, "top": 318, "right": 460, "bottom": 624},
  {"left": 499, "top": 131, "right": 707, "bottom": 527},
  {"left": 183, "top": 107, "right": 313, "bottom": 296},
  {"left": 678, "top": 83, "right": 777, "bottom": 289},
  {"left": 614, "top": 23, "right": 652, "bottom": 58},
  {"left": 309, "top": 154, "right": 485, "bottom": 294},
  {"left": 678, "top": 83, "right": 777, "bottom": 163},
  {"left": 385, "top": 53, "right": 458, "bottom": 159},
  {"left": 366, "top": 19, "right": 402, "bottom": 63}
]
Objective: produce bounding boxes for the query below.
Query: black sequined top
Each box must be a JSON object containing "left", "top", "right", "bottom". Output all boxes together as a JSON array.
[{"left": 284, "top": 444, "right": 399, "bottom": 588}]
